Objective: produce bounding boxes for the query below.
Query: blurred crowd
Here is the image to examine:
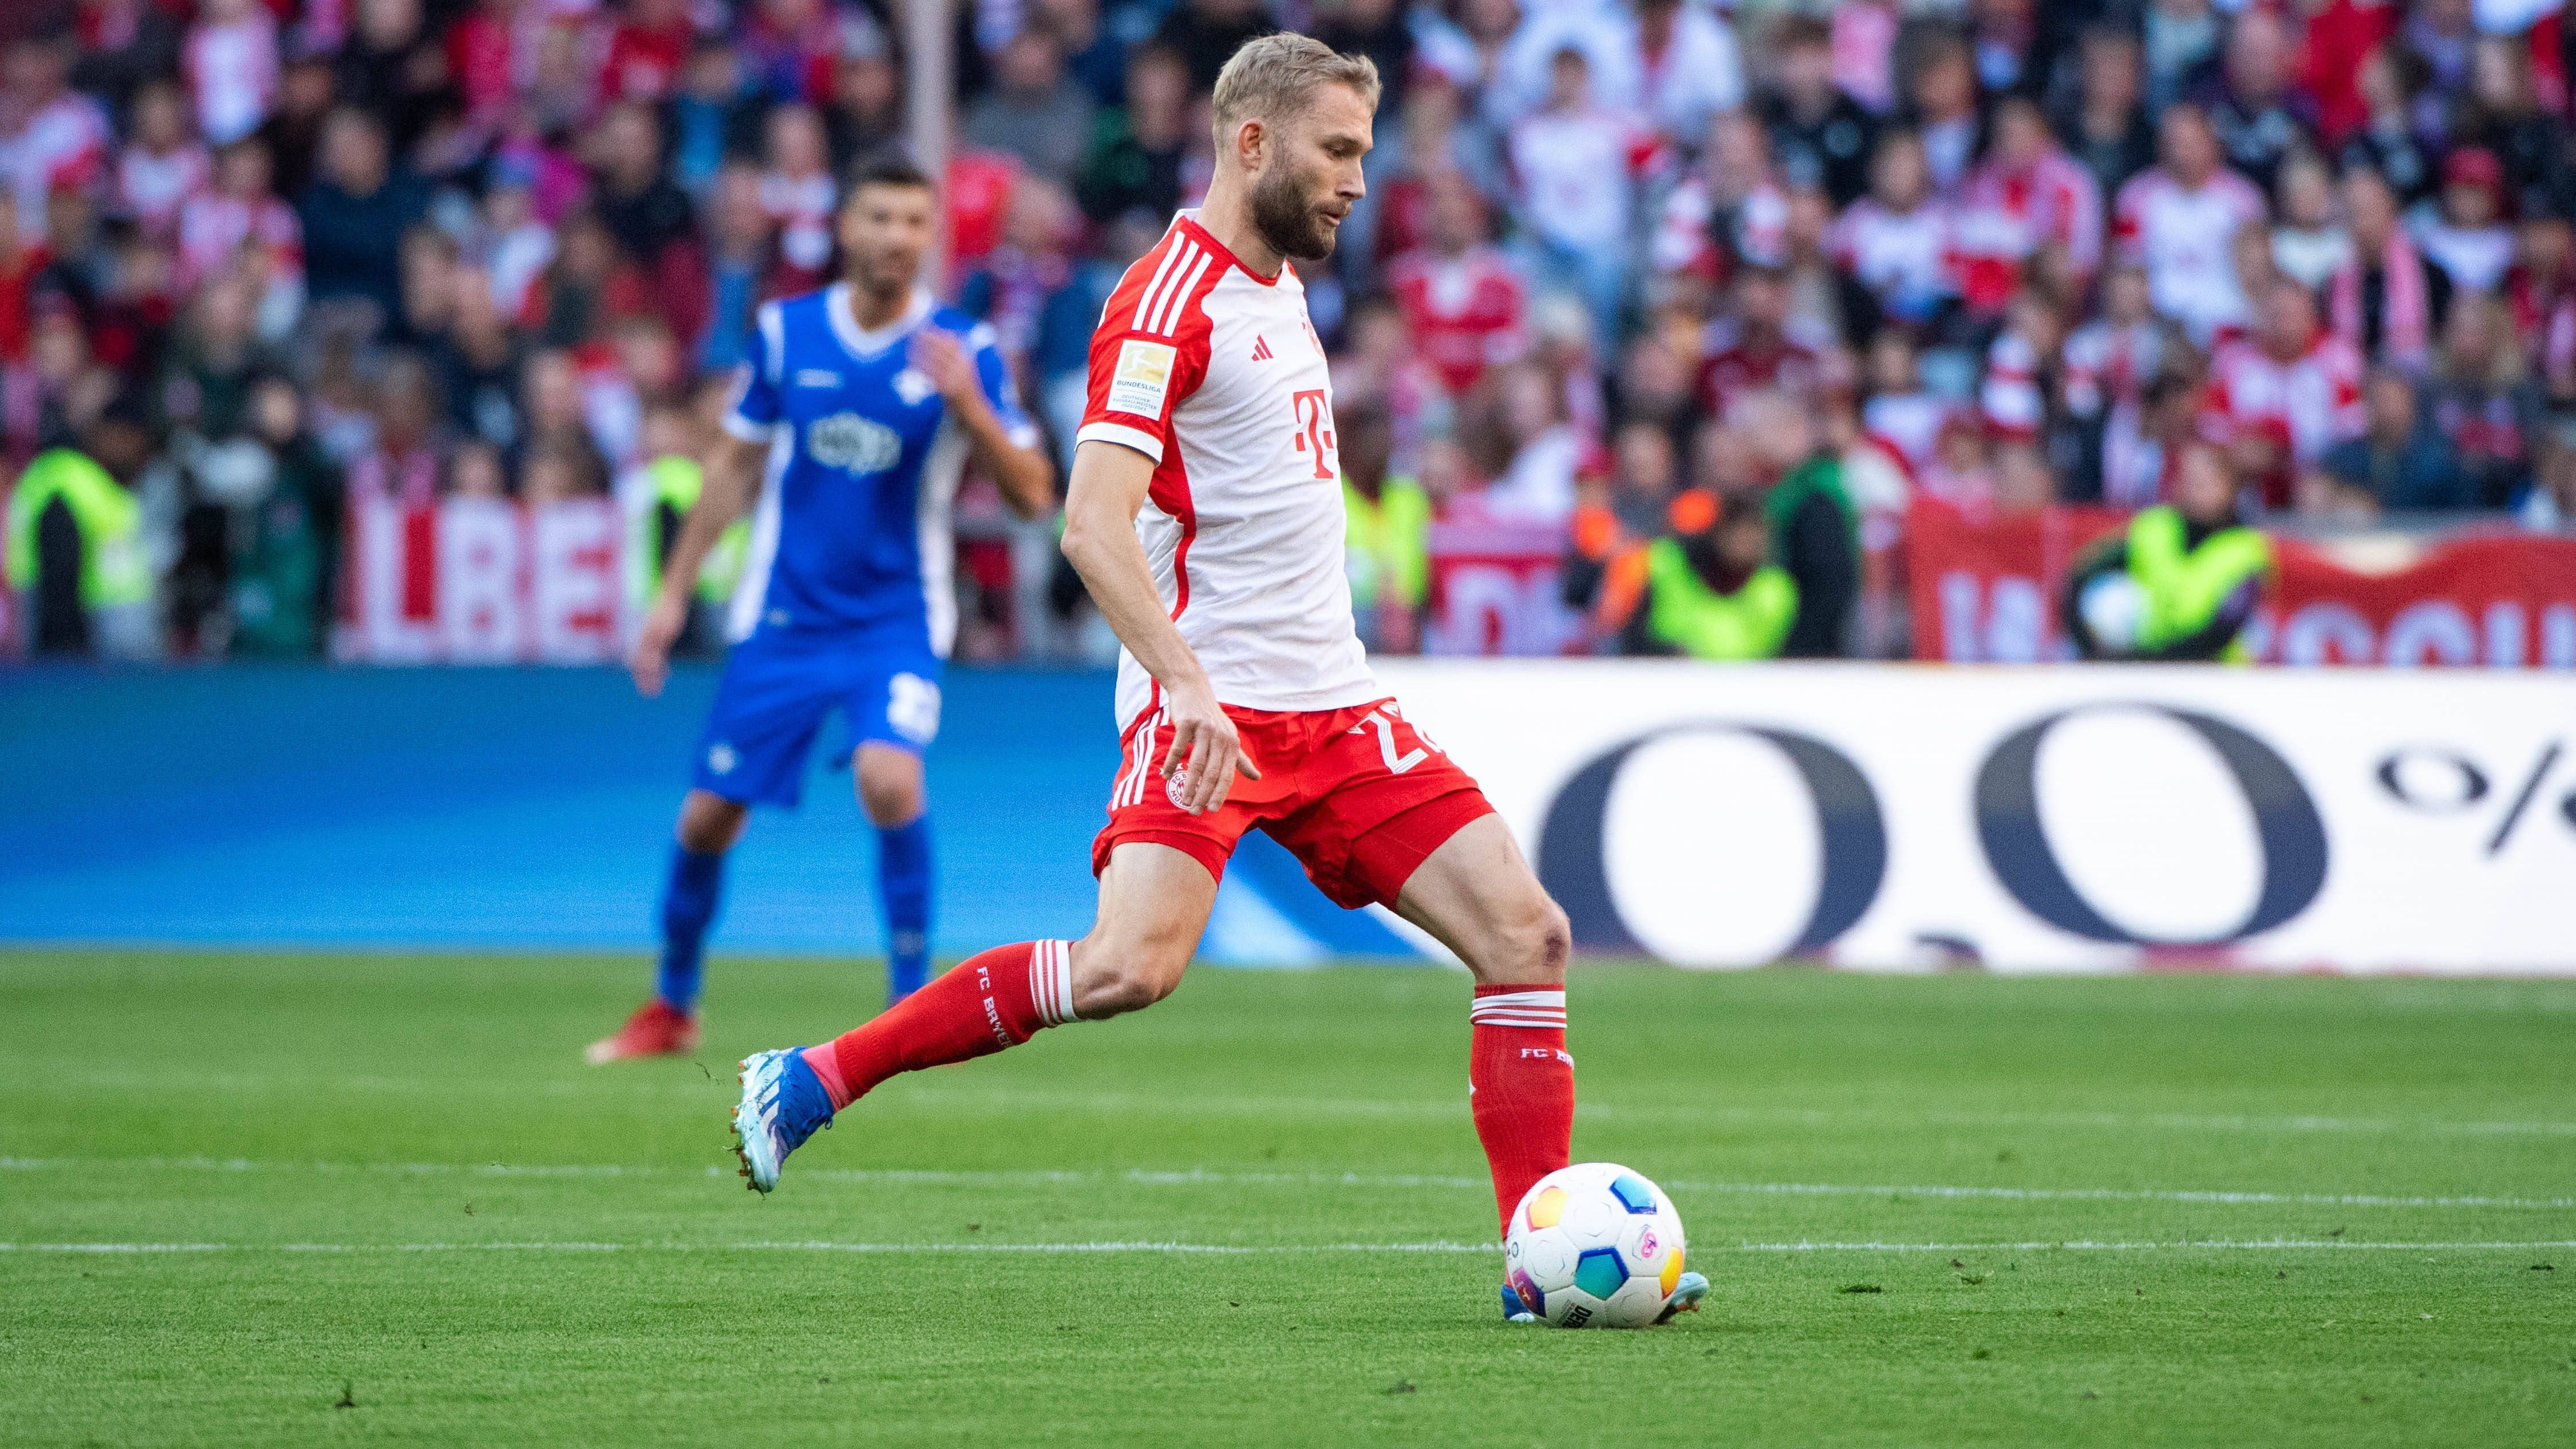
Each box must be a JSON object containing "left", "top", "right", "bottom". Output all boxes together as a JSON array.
[{"left": 7, "top": 0, "right": 2576, "bottom": 662}]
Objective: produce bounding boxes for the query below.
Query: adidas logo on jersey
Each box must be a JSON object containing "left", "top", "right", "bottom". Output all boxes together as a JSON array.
[{"left": 1251, "top": 336, "right": 1273, "bottom": 361}]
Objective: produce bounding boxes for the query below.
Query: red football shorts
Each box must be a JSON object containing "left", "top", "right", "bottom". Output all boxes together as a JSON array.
[{"left": 1091, "top": 697, "right": 1496, "bottom": 910}]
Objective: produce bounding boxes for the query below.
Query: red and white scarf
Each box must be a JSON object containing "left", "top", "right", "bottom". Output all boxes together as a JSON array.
[{"left": 2329, "top": 230, "right": 2429, "bottom": 368}]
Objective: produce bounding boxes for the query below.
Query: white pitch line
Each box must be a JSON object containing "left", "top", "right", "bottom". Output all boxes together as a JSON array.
[
  {"left": 59, "top": 1074, "right": 2576, "bottom": 1138},
  {"left": 2, "top": 1239, "right": 2571, "bottom": 1257},
  {"left": 5, "top": 1156, "right": 2570, "bottom": 1212},
  {"left": 1736, "top": 1239, "right": 2576, "bottom": 1253}
]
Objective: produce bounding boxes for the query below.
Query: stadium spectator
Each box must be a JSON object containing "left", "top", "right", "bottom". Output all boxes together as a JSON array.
[
  {"left": 1593, "top": 487, "right": 1797, "bottom": 660},
  {"left": 1831, "top": 130, "right": 1955, "bottom": 330},
  {"left": 1506, "top": 46, "right": 1652, "bottom": 354},
  {"left": 346, "top": 350, "right": 443, "bottom": 508},
  {"left": 1760, "top": 15, "right": 1878, "bottom": 210},
  {"left": 114, "top": 81, "right": 207, "bottom": 241},
  {"left": 592, "top": 102, "right": 698, "bottom": 274},
  {"left": 1151, "top": 0, "right": 1272, "bottom": 93},
  {"left": 2269, "top": 151, "right": 2351, "bottom": 291},
  {"left": 2198, "top": 8, "right": 2314, "bottom": 195},
  {"left": 1698, "top": 264, "right": 1826, "bottom": 421},
  {"left": 221, "top": 372, "right": 339, "bottom": 657},
  {"left": 3, "top": 38, "right": 113, "bottom": 244},
  {"left": 1895, "top": 23, "right": 1984, "bottom": 198},
  {"left": 2057, "top": 24, "right": 2157, "bottom": 207},
  {"left": 2206, "top": 275, "right": 2366, "bottom": 506},
  {"left": 2414, "top": 146, "right": 2517, "bottom": 296},
  {"left": 1339, "top": 398, "right": 1428, "bottom": 654},
  {"left": 2425, "top": 291, "right": 2546, "bottom": 504},
  {"left": 2318, "top": 366, "right": 2478, "bottom": 510},
  {"left": 1732, "top": 388, "right": 1858, "bottom": 659},
  {"left": 6, "top": 393, "right": 157, "bottom": 658},
  {"left": 298, "top": 105, "right": 425, "bottom": 330},
  {"left": 70, "top": 0, "right": 187, "bottom": 129},
  {"left": 1387, "top": 168, "right": 1527, "bottom": 400},
  {"left": 1954, "top": 95, "right": 2104, "bottom": 315},
  {"left": 2116, "top": 104, "right": 2268, "bottom": 346},
  {"left": 2340, "top": 44, "right": 2439, "bottom": 205},
  {"left": 2065, "top": 438, "right": 2271, "bottom": 662},
  {"left": 963, "top": 28, "right": 1094, "bottom": 188},
  {"left": 1650, "top": 111, "right": 1789, "bottom": 284},
  {"left": 185, "top": 0, "right": 280, "bottom": 148},
  {"left": 1076, "top": 44, "right": 1188, "bottom": 230}
]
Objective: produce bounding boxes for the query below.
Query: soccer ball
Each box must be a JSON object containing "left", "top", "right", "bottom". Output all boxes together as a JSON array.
[
  {"left": 2077, "top": 573, "right": 2148, "bottom": 654},
  {"left": 1502, "top": 1162, "right": 1687, "bottom": 1329}
]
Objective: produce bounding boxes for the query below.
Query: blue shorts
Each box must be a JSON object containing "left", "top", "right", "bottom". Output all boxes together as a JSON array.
[{"left": 691, "top": 628, "right": 943, "bottom": 808}]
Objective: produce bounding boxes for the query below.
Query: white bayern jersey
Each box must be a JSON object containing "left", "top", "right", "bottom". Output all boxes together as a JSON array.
[{"left": 1076, "top": 211, "right": 1378, "bottom": 729}]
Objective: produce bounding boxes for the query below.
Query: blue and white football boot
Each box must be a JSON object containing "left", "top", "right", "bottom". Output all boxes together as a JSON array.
[
  {"left": 730, "top": 1049, "right": 835, "bottom": 1193},
  {"left": 1499, "top": 1270, "right": 1708, "bottom": 1324},
  {"left": 1656, "top": 1271, "right": 1710, "bottom": 1323}
]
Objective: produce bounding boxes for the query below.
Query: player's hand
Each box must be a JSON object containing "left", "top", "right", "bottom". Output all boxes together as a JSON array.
[
  {"left": 910, "top": 329, "right": 981, "bottom": 406},
  {"left": 630, "top": 592, "right": 687, "bottom": 698},
  {"left": 1160, "top": 679, "right": 1260, "bottom": 815}
]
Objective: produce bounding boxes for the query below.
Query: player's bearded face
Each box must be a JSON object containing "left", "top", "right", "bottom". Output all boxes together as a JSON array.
[
  {"left": 1245, "top": 93, "right": 1370, "bottom": 264},
  {"left": 1248, "top": 152, "right": 1341, "bottom": 263},
  {"left": 841, "top": 184, "right": 935, "bottom": 293}
]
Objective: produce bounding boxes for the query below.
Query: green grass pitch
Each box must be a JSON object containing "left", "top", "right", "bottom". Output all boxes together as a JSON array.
[{"left": 2, "top": 951, "right": 2572, "bottom": 1446}]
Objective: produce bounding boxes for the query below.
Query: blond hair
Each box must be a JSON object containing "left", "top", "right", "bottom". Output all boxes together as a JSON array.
[{"left": 1210, "top": 34, "right": 1381, "bottom": 147}]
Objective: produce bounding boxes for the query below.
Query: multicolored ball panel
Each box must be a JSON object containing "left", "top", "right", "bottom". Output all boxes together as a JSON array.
[
  {"left": 1571, "top": 1247, "right": 1629, "bottom": 1300},
  {"left": 1524, "top": 1185, "right": 1566, "bottom": 1230},
  {"left": 1609, "top": 1173, "right": 1658, "bottom": 1214}
]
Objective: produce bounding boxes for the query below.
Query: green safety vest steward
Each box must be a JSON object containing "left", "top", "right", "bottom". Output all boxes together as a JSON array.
[
  {"left": 1342, "top": 475, "right": 1431, "bottom": 611},
  {"left": 5, "top": 448, "right": 150, "bottom": 609},
  {"left": 2125, "top": 505, "right": 2273, "bottom": 664},
  {"left": 629, "top": 455, "right": 749, "bottom": 605},
  {"left": 1643, "top": 538, "right": 1799, "bottom": 661}
]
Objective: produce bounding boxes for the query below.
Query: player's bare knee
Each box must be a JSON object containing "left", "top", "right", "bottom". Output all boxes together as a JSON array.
[
  {"left": 856, "top": 772, "right": 923, "bottom": 827},
  {"left": 1069, "top": 934, "right": 1188, "bottom": 1018},
  {"left": 675, "top": 793, "right": 747, "bottom": 854},
  {"left": 1472, "top": 897, "right": 1570, "bottom": 988}
]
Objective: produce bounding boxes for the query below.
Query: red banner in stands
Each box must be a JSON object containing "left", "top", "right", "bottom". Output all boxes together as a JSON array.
[
  {"left": 1907, "top": 498, "right": 2576, "bottom": 667},
  {"left": 339, "top": 496, "right": 627, "bottom": 664},
  {"left": 1421, "top": 510, "right": 1582, "bottom": 657}
]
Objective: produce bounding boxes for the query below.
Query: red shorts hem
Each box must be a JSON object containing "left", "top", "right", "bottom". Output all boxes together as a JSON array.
[
  {"left": 1090, "top": 826, "right": 1231, "bottom": 886},
  {"left": 1327, "top": 785, "right": 1496, "bottom": 909}
]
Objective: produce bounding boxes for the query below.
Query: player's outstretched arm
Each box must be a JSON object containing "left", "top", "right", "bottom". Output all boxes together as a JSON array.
[
  {"left": 631, "top": 432, "right": 767, "bottom": 698},
  {"left": 911, "top": 329, "right": 1055, "bottom": 520},
  {"left": 1058, "top": 439, "right": 1259, "bottom": 815}
]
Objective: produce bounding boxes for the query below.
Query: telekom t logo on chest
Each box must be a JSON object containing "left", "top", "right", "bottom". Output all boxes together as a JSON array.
[{"left": 1290, "top": 388, "right": 1335, "bottom": 480}]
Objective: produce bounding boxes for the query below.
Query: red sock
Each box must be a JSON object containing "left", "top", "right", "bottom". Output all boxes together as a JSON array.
[
  {"left": 801, "top": 940, "right": 1077, "bottom": 1110},
  {"left": 1468, "top": 984, "right": 1574, "bottom": 1233}
]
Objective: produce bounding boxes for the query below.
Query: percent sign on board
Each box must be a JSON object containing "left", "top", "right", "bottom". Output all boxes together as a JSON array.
[{"left": 2374, "top": 741, "right": 2574, "bottom": 855}]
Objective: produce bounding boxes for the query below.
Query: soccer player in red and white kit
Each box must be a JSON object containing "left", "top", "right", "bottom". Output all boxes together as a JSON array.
[{"left": 729, "top": 34, "right": 1705, "bottom": 1325}]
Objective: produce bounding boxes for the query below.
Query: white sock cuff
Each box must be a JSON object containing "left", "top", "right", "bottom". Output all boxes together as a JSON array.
[
  {"left": 1470, "top": 989, "right": 1566, "bottom": 1028},
  {"left": 1031, "top": 939, "right": 1077, "bottom": 1028}
]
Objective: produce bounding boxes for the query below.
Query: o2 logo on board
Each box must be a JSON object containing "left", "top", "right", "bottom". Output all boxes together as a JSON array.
[{"left": 1532, "top": 705, "right": 2331, "bottom": 963}]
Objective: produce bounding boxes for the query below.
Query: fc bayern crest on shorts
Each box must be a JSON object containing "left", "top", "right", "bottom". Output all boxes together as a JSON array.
[{"left": 1164, "top": 764, "right": 1192, "bottom": 809}]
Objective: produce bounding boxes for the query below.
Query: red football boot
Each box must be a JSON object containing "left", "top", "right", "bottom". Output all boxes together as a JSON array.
[{"left": 584, "top": 999, "right": 700, "bottom": 1064}]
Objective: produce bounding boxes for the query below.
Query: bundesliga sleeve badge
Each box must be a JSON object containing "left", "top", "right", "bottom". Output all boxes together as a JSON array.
[{"left": 1108, "top": 339, "right": 1178, "bottom": 418}]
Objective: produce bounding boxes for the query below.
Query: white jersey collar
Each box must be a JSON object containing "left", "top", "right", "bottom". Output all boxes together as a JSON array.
[{"left": 825, "top": 282, "right": 935, "bottom": 359}]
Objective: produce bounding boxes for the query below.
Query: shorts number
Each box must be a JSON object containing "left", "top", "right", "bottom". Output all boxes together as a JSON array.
[
  {"left": 1366, "top": 706, "right": 1435, "bottom": 775},
  {"left": 888, "top": 673, "right": 942, "bottom": 745}
]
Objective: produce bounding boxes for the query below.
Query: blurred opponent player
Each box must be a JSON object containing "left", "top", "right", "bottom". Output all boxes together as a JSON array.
[
  {"left": 587, "top": 155, "right": 1054, "bottom": 1063},
  {"left": 726, "top": 35, "right": 1703, "bottom": 1322}
]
